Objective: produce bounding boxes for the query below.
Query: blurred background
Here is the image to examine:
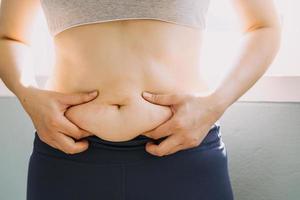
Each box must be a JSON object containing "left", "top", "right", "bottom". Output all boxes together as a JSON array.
[{"left": 0, "top": 0, "right": 299, "bottom": 199}]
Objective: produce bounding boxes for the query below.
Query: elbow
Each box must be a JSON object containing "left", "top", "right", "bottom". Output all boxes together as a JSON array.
[
  {"left": 0, "top": 34, "right": 31, "bottom": 46},
  {"left": 242, "top": 22, "right": 282, "bottom": 35},
  {"left": 242, "top": 22, "right": 282, "bottom": 47}
]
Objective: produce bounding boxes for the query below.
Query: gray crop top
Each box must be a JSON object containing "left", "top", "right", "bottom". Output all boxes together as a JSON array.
[{"left": 40, "top": 0, "right": 210, "bottom": 36}]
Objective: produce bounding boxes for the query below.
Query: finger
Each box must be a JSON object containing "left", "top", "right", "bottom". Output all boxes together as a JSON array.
[
  {"left": 55, "top": 132, "right": 89, "bottom": 154},
  {"left": 60, "top": 117, "right": 93, "bottom": 139},
  {"left": 173, "top": 137, "right": 203, "bottom": 154},
  {"left": 59, "top": 90, "right": 98, "bottom": 106},
  {"left": 143, "top": 119, "right": 174, "bottom": 140},
  {"left": 164, "top": 144, "right": 185, "bottom": 156},
  {"left": 145, "top": 134, "right": 183, "bottom": 157},
  {"left": 142, "top": 92, "right": 185, "bottom": 106}
]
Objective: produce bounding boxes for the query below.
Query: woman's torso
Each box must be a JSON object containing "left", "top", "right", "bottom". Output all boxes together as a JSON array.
[{"left": 44, "top": 19, "right": 211, "bottom": 142}]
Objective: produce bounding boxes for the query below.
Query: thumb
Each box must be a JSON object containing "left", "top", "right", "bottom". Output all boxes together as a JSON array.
[
  {"left": 142, "top": 92, "right": 184, "bottom": 106},
  {"left": 59, "top": 90, "right": 98, "bottom": 105}
]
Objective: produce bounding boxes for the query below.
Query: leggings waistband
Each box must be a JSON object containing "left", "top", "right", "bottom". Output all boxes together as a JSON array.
[
  {"left": 32, "top": 123, "right": 221, "bottom": 165},
  {"left": 86, "top": 123, "right": 220, "bottom": 150}
]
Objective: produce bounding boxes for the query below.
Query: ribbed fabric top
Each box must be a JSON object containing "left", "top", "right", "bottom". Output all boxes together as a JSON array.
[{"left": 40, "top": 0, "right": 210, "bottom": 36}]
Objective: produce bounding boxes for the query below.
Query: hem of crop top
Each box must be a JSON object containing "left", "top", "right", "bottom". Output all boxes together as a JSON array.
[{"left": 51, "top": 17, "right": 206, "bottom": 37}]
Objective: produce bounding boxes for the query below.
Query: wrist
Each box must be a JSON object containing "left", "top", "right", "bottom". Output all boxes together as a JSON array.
[
  {"left": 206, "top": 89, "right": 230, "bottom": 115},
  {"left": 14, "top": 84, "right": 39, "bottom": 102}
]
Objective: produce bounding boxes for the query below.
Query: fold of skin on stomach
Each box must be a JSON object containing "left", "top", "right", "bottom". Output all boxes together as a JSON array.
[{"left": 44, "top": 20, "right": 211, "bottom": 142}]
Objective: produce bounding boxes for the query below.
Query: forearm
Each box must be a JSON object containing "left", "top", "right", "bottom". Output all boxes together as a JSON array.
[
  {"left": 0, "top": 38, "right": 38, "bottom": 99},
  {"left": 208, "top": 26, "right": 281, "bottom": 112}
]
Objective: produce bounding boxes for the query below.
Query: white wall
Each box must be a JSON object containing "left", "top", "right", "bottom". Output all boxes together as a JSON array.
[{"left": 0, "top": 98, "right": 299, "bottom": 200}]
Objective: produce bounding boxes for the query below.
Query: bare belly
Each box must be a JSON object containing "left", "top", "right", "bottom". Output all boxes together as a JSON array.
[{"left": 44, "top": 19, "right": 211, "bottom": 142}]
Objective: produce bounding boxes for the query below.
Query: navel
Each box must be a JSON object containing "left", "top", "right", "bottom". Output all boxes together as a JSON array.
[{"left": 111, "top": 103, "right": 125, "bottom": 110}]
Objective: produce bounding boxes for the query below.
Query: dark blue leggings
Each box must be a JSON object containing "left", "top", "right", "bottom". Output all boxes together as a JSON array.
[{"left": 26, "top": 124, "right": 234, "bottom": 200}]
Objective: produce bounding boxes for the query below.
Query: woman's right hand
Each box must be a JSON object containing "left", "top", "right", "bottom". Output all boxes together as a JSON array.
[{"left": 16, "top": 86, "right": 99, "bottom": 154}]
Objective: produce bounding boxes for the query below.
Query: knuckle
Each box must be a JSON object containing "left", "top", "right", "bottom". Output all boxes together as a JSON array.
[
  {"left": 155, "top": 149, "right": 165, "bottom": 157},
  {"left": 60, "top": 143, "right": 77, "bottom": 154},
  {"left": 78, "top": 132, "right": 85, "bottom": 139},
  {"left": 150, "top": 133, "right": 159, "bottom": 140},
  {"left": 78, "top": 132, "right": 87, "bottom": 139},
  {"left": 65, "top": 146, "right": 77, "bottom": 155},
  {"left": 182, "top": 134, "right": 199, "bottom": 145},
  {"left": 40, "top": 136, "right": 57, "bottom": 148},
  {"left": 79, "top": 130, "right": 89, "bottom": 137},
  {"left": 72, "top": 135, "right": 80, "bottom": 141},
  {"left": 187, "top": 137, "right": 200, "bottom": 147},
  {"left": 144, "top": 130, "right": 157, "bottom": 139},
  {"left": 49, "top": 116, "right": 60, "bottom": 127},
  {"left": 72, "top": 130, "right": 83, "bottom": 140},
  {"left": 190, "top": 140, "right": 200, "bottom": 147}
]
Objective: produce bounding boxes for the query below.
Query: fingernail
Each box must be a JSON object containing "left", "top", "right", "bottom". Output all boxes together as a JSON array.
[
  {"left": 89, "top": 90, "right": 98, "bottom": 96},
  {"left": 143, "top": 92, "right": 151, "bottom": 98}
]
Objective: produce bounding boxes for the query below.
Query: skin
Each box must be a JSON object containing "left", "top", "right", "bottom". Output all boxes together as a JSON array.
[{"left": 0, "top": 0, "right": 281, "bottom": 156}]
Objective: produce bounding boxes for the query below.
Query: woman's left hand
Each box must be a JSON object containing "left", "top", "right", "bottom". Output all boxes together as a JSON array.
[{"left": 141, "top": 91, "right": 226, "bottom": 157}]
